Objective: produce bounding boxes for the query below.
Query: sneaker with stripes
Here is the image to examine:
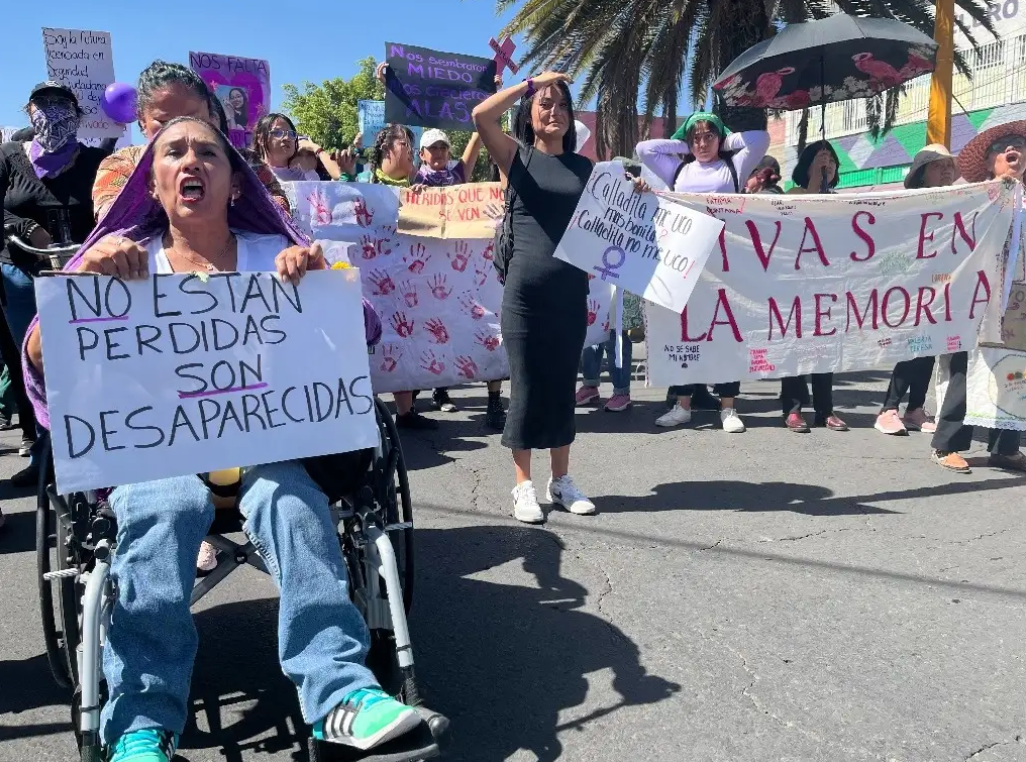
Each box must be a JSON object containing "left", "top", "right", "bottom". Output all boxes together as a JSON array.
[{"left": 313, "top": 688, "right": 422, "bottom": 751}]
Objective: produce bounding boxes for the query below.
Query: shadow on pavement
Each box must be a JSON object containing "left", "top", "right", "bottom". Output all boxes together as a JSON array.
[{"left": 0, "top": 505, "right": 37, "bottom": 555}]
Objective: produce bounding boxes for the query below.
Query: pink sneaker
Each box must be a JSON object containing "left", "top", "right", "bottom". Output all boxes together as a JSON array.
[
  {"left": 874, "top": 409, "right": 907, "bottom": 435},
  {"left": 575, "top": 385, "right": 600, "bottom": 406},
  {"left": 903, "top": 408, "right": 937, "bottom": 433},
  {"left": 604, "top": 394, "right": 631, "bottom": 412},
  {"left": 197, "top": 541, "right": 218, "bottom": 573}
]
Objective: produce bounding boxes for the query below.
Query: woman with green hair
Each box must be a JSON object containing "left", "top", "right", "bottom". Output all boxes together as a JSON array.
[{"left": 637, "top": 112, "right": 769, "bottom": 434}]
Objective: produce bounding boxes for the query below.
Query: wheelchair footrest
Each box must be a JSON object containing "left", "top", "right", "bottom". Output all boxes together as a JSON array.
[{"left": 309, "top": 708, "right": 449, "bottom": 762}]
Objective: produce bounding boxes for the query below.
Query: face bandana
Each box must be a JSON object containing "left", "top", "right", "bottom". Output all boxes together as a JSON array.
[{"left": 29, "top": 101, "right": 81, "bottom": 178}]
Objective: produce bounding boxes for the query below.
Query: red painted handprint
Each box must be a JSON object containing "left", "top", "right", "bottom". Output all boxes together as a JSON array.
[
  {"left": 369, "top": 270, "right": 395, "bottom": 296},
  {"left": 420, "top": 350, "right": 445, "bottom": 376},
  {"left": 424, "top": 318, "right": 450, "bottom": 344},
  {"left": 448, "top": 240, "right": 471, "bottom": 272},
  {"left": 376, "top": 235, "right": 393, "bottom": 257},
  {"left": 476, "top": 329, "right": 500, "bottom": 352},
  {"left": 379, "top": 344, "right": 402, "bottom": 373},
  {"left": 390, "top": 312, "right": 414, "bottom": 338},
  {"left": 473, "top": 264, "right": 488, "bottom": 287},
  {"left": 481, "top": 241, "right": 495, "bottom": 261},
  {"left": 455, "top": 356, "right": 478, "bottom": 379},
  {"left": 307, "top": 191, "right": 332, "bottom": 225},
  {"left": 359, "top": 235, "right": 377, "bottom": 260},
  {"left": 429, "top": 274, "right": 452, "bottom": 300},
  {"left": 601, "top": 316, "right": 610, "bottom": 333},
  {"left": 354, "top": 197, "right": 374, "bottom": 227},
  {"left": 400, "top": 280, "right": 419, "bottom": 308},
  {"left": 586, "top": 298, "right": 599, "bottom": 327},
  {"left": 405, "top": 243, "right": 431, "bottom": 274},
  {"left": 459, "top": 292, "right": 486, "bottom": 320}
]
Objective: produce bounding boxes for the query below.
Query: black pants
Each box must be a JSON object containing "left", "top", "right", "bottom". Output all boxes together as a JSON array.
[
  {"left": 931, "top": 351, "right": 1020, "bottom": 455},
  {"left": 0, "top": 305, "right": 35, "bottom": 441},
  {"left": 780, "top": 374, "right": 833, "bottom": 417},
  {"left": 669, "top": 382, "right": 741, "bottom": 398},
  {"left": 881, "top": 357, "right": 935, "bottom": 412}
]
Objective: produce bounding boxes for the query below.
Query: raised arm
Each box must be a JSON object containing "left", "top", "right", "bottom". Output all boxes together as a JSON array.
[
  {"left": 636, "top": 139, "right": 691, "bottom": 189},
  {"left": 472, "top": 72, "right": 571, "bottom": 175},
  {"left": 724, "top": 130, "right": 771, "bottom": 185},
  {"left": 460, "top": 133, "right": 484, "bottom": 178}
]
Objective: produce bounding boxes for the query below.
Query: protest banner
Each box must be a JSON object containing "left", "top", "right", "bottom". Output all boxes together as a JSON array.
[
  {"left": 644, "top": 182, "right": 1016, "bottom": 385},
  {"left": 384, "top": 42, "right": 497, "bottom": 132},
  {"left": 286, "top": 181, "right": 613, "bottom": 393},
  {"left": 397, "top": 183, "right": 506, "bottom": 239},
  {"left": 41, "top": 28, "right": 123, "bottom": 141},
  {"left": 554, "top": 162, "right": 724, "bottom": 314},
  {"left": 964, "top": 345, "right": 1026, "bottom": 431},
  {"left": 189, "top": 51, "right": 271, "bottom": 149},
  {"left": 35, "top": 269, "right": 378, "bottom": 494},
  {"left": 356, "top": 101, "right": 423, "bottom": 153}
]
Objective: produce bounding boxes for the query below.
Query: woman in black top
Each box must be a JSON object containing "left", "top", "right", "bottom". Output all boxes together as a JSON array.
[
  {"left": 0, "top": 82, "right": 105, "bottom": 486},
  {"left": 473, "top": 72, "right": 647, "bottom": 523}
]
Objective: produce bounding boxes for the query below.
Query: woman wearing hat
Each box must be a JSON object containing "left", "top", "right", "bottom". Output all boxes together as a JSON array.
[
  {"left": 929, "top": 124, "right": 1026, "bottom": 473},
  {"left": 873, "top": 145, "right": 956, "bottom": 437},
  {"left": 637, "top": 113, "right": 770, "bottom": 433},
  {"left": 0, "top": 81, "right": 108, "bottom": 488}
]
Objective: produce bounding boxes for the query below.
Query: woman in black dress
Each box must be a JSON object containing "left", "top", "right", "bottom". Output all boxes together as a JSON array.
[{"left": 473, "top": 72, "right": 646, "bottom": 523}]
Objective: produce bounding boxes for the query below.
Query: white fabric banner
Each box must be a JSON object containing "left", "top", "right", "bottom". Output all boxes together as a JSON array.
[
  {"left": 553, "top": 162, "right": 723, "bottom": 313},
  {"left": 35, "top": 270, "right": 378, "bottom": 494},
  {"left": 965, "top": 345, "right": 1026, "bottom": 431},
  {"left": 286, "top": 181, "right": 612, "bottom": 394},
  {"left": 645, "top": 182, "right": 1016, "bottom": 385}
]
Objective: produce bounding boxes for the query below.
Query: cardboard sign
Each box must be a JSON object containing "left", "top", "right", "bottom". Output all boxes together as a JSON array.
[
  {"left": 398, "top": 183, "right": 506, "bottom": 239},
  {"left": 41, "top": 28, "right": 123, "bottom": 140},
  {"left": 554, "top": 162, "right": 724, "bottom": 314},
  {"left": 644, "top": 182, "right": 1016, "bottom": 384},
  {"left": 35, "top": 270, "right": 377, "bottom": 493},
  {"left": 384, "top": 42, "right": 497, "bottom": 131},
  {"left": 189, "top": 51, "right": 271, "bottom": 149}
]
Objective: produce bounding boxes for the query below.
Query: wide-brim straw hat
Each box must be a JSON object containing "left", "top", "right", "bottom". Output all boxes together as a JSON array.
[
  {"left": 905, "top": 144, "right": 955, "bottom": 189},
  {"left": 957, "top": 120, "right": 1026, "bottom": 183}
]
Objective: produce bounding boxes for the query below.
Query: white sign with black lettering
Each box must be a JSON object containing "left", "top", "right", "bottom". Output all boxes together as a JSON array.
[
  {"left": 35, "top": 269, "right": 378, "bottom": 493},
  {"left": 41, "top": 27, "right": 124, "bottom": 140}
]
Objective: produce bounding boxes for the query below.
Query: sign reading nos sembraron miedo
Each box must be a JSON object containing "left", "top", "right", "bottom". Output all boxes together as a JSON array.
[
  {"left": 35, "top": 269, "right": 378, "bottom": 493},
  {"left": 384, "top": 42, "right": 498, "bottom": 132}
]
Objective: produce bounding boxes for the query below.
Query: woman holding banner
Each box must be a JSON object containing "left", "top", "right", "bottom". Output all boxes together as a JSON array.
[
  {"left": 637, "top": 113, "right": 770, "bottom": 434},
  {"left": 930, "top": 128, "right": 1026, "bottom": 473},
  {"left": 779, "top": 141, "right": 849, "bottom": 433}
]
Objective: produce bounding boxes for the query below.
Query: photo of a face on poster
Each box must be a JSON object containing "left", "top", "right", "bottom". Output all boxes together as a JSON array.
[{"left": 217, "top": 85, "right": 250, "bottom": 130}]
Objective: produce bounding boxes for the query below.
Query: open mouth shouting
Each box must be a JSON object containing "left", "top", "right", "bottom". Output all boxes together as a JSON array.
[{"left": 179, "top": 176, "right": 206, "bottom": 203}]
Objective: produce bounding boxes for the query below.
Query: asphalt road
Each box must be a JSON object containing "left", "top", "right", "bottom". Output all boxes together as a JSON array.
[{"left": 1, "top": 362, "right": 1023, "bottom": 762}]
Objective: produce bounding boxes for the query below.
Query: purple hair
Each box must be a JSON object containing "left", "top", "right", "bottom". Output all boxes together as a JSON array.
[{"left": 23, "top": 116, "right": 381, "bottom": 431}]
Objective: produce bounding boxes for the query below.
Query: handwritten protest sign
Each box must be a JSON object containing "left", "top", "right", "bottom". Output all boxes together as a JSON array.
[
  {"left": 41, "top": 28, "right": 123, "bottom": 141},
  {"left": 286, "top": 181, "right": 613, "bottom": 393},
  {"left": 358, "top": 100, "right": 386, "bottom": 142},
  {"left": 189, "top": 52, "right": 271, "bottom": 149},
  {"left": 644, "top": 182, "right": 1015, "bottom": 385},
  {"left": 384, "top": 42, "right": 497, "bottom": 131},
  {"left": 554, "top": 162, "right": 724, "bottom": 313},
  {"left": 35, "top": 269, "right": 377, "bottom": 494}
]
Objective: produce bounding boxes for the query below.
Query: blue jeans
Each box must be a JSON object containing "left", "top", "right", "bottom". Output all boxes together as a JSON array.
[
  {"left": 101, "top": 461, "right": 377, "bottom": 744},
  {"left": 1, "top": 263, "right": 44, "bottom": 456},
  {"left": 581, "top": 330, "right": 632, "bottom": 395}
]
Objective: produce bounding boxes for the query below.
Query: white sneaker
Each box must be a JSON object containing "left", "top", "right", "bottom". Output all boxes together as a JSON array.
[
  {"left": 720, "top": 408, "right": 746, "bottom": 433},
  {"left": 655, "top": 405, "right": 692, "bottom": 427},
  {"left": 197, "top": 541, "right": 218, "bottom": 572},
  {"left": 547, "top": 476, "right": 596, "bottom": 515},
  {"left": 512, "top": 481, "right": 545, "bottom": 524}
]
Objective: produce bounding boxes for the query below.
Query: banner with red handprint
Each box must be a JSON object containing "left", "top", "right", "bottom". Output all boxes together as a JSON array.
[{"left": 285, "top": 181, "right": 613, "bottom": 393}]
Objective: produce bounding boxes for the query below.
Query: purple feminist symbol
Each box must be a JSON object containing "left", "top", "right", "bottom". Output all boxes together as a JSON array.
[{"left": 594, "top": 245, "right": 626, "bottom": 281}]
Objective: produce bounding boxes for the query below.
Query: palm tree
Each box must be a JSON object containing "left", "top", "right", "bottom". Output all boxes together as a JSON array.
[{"left": 497, "top": 0, "right": 993, "bottom": 158}]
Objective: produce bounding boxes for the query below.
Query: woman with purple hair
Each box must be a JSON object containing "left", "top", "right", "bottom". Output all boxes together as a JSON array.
[{"left": 22, "top": 117, "right": 421, "bottom": 762}]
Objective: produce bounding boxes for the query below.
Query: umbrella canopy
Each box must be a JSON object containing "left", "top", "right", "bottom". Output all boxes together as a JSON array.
[{"left": 713, "top": 14, "right": 937, "bottom": 110}]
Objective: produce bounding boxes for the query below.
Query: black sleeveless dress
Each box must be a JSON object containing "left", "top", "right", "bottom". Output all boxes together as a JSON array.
[{"left": 501, "top": 146, "right": 592, "bottom": 450}]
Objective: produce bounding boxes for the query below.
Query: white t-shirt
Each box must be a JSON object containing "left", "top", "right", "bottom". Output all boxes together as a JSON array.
[{"left": 144, "top": 230, "right": 289, "bottom": 273}]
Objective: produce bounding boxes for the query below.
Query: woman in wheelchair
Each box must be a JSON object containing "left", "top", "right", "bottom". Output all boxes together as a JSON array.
[{"left": 22, "top": 117, "right": 423, "bottom": 762}]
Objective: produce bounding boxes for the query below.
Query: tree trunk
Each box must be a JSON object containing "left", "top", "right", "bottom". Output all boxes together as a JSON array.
[
  {"left": 713, "top": 0, "right": 771, "bottom": 132},
  {"left": 663, "top": 84, "right": 679, "bottom": 138}
]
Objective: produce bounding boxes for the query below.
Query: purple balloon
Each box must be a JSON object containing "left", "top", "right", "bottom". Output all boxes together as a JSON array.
[{"left": 101, "top": 83, "right": 137, "bottom": 124}]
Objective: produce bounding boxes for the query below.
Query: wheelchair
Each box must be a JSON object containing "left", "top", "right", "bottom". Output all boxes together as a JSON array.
[{"left": 36, "top": 398, "right": 450, "bottom": 762}]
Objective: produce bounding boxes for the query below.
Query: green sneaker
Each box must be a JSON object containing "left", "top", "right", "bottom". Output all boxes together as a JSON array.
[
  {"left": 313, "top": 687, "right": 422, "bottom": 751},
  {"left": 108, "top": 728, "right": 179, "bottom": 762}
]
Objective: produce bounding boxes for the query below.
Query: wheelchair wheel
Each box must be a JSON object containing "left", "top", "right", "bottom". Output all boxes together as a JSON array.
[
  {"left": 36, "top": 441, "right": 81, "bottom": 689},
  {"left": 376, "top": 399, "right": 415, "bottom": 614}
]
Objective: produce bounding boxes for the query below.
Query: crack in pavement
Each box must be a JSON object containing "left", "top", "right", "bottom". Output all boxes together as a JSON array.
[{"left": 964, "top": 736, "right": 1026, "bottom": 761}]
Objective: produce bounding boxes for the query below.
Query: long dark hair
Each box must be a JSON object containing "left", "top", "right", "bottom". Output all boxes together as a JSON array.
[
  {"left": 513, "top": 80, "right": 577, "bottom": 154},
  {"left": 792, "top": 140, "right": 841, "bottom": 190},
  {"left": 252, "top": 112, "right": 299, "bottom": 164},
  {"left": 370, "top": 124, "right": 415, "bottom": 182},
  {"left": 680, "top": 119, "right": 735, "bottom": 168}
]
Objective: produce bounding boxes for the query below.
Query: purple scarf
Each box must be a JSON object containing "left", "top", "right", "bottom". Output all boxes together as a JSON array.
[
  {"left": 28, "top": 138, "right": 80, "bottom": 179},
  {"left": 22, "top": 119, "right": 381, "bottom": 431}
]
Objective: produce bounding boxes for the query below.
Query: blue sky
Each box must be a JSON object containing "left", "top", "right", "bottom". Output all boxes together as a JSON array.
[{"left": 2, "top": 0, "right": 521, "bottom": 132}]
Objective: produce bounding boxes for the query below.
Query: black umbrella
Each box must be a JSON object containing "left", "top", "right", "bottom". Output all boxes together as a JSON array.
[{"left": 712, "top": 14, "right": 937, "bottom": 110}]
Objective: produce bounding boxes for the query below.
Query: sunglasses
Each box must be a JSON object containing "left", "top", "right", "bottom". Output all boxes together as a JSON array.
[
  {"left": 988, "top": 136, "right": 1026, "bottom": 155},
  {"left": 270, "top": 128, "right": 297, "bottom": 140}
]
